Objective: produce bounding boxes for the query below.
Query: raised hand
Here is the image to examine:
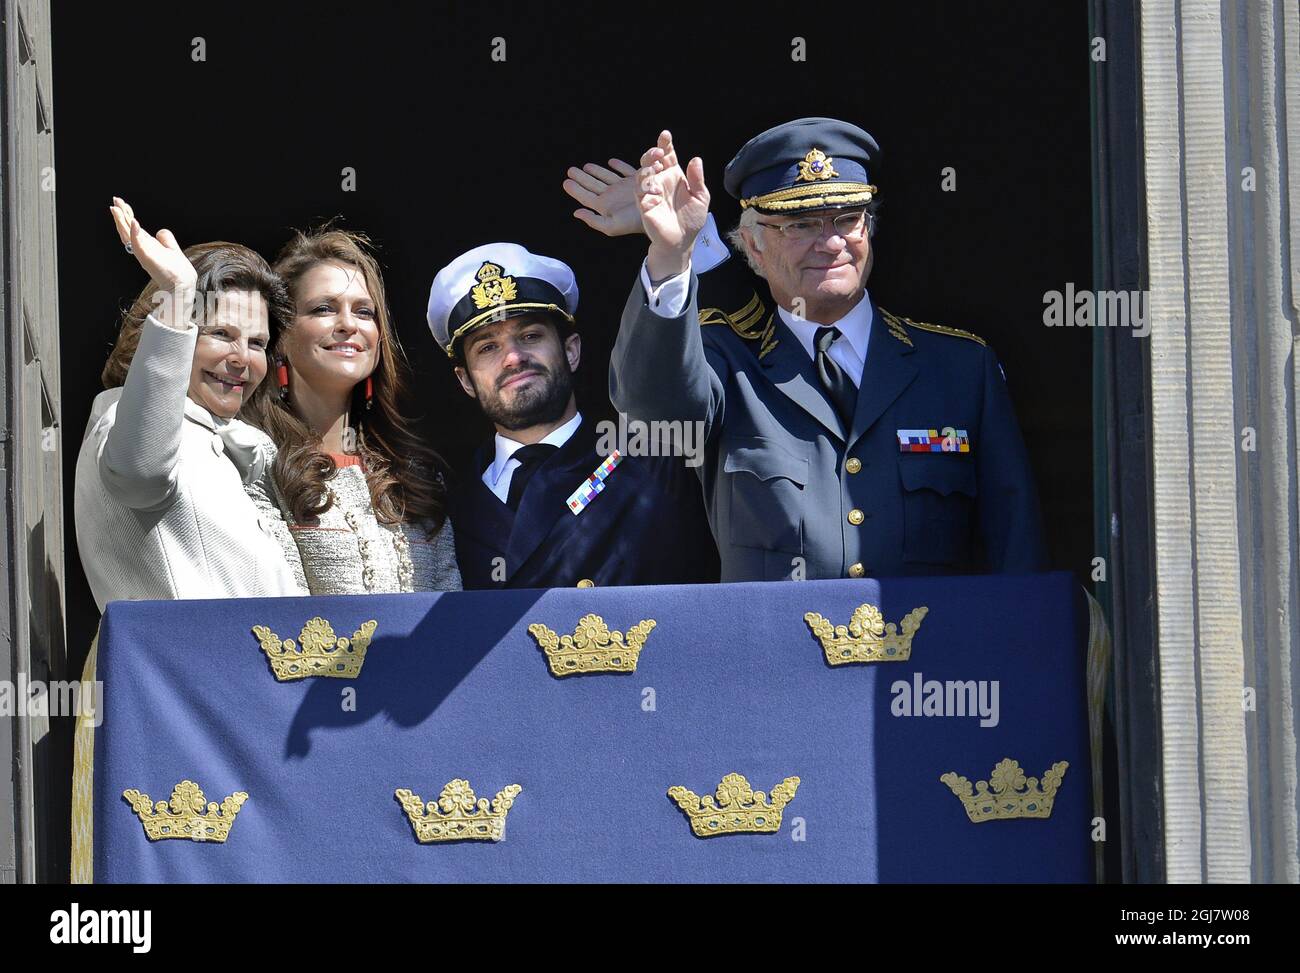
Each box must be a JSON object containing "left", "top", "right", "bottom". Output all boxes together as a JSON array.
[
  {"left": 109, "top": 196, "right": 198, "bottom": 328},
  {"left": 635, "top": 131, "right": 710, "bottom": 280},
  {"left": 564, "top": 138, "right": 681, "bottom": 237},
  {"left": 564, "top": 159, "right": 641, "bottom": 236}
]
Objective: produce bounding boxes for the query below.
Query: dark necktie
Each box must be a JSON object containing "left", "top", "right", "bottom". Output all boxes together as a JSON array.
[
  {"left": 505, "top": 443, "right": 559, "bottom": 511},
  {"left": 814, "top": 326, "right": 858, "bottom": 427}
]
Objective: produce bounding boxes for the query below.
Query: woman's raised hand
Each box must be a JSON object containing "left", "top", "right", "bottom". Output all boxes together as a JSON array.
[{"left": 109, "top": 197, "right": 198, "bottom": 328}]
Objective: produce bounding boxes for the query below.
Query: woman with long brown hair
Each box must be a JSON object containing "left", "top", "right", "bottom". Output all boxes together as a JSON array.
[
  {"left": 75, "top": 198, "right": 306, "bottom": 609},
  {"left": 245, "top": 226, "right": 460, "bottom": 594}
]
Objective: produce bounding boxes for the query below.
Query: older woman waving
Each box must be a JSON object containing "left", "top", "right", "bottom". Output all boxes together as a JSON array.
[{"left": 74, "top": 199, "right": 306, "bottom": 609}]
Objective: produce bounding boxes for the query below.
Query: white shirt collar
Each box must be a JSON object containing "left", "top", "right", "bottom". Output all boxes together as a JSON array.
[
  {"left": 776, "top": 289, "right": 874, "bottom": 361},
  {"left": 487, "top": 410, "right": 583, "bottom": 488}
]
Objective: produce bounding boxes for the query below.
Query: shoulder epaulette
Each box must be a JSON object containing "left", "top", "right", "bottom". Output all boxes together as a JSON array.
[
  {"left": 700, "top": 290, "right": 779, "bottom": 358},
  {"left": 879, "top": 307, "right": 987, "bottom": 347}
]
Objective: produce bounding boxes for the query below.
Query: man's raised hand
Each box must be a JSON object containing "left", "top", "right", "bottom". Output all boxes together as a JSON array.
[
  {"left": 636, "top": 131, "right": 709, "bottom": 280},
  {"left": 564, "top": 159, "right": 641, "bottom": 236},
  {"left": 564, "top": 135, "right": 682, "bottom": 237}
]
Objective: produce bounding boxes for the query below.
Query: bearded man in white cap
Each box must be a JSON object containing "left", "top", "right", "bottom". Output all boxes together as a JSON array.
[{"left": 428, "top": 242, "right": 719, "bottom": 589}]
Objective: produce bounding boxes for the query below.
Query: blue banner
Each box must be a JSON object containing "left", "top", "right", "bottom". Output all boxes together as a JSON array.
[{"left": 82, "top": 572, "right": 1092, "bottom": 882}]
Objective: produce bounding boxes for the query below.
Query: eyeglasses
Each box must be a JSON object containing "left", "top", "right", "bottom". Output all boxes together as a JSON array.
[{"left": 756, "top": 209, "right": 872, "bottom": 242}]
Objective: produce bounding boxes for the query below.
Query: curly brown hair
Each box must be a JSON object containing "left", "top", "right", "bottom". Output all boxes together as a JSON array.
[
  {"left": 101, "top": 242, "right": 291, "bottom": 389},
  {"left": 244, "top": 226, "right": 448, "bottom": 530}
]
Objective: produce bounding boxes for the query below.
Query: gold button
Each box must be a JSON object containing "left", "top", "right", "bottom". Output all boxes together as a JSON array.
[
  {"left": 576, "top": 579, "right": 595, "bottom": 588},
  {"left": 845, "top": 457, "right": 862, "bottom": 474},
  {"left": 848, "top": 563, "right": 865, "bottom": 578},
  {"left": 848, "top": 508, "right": 865, "bottom": 525}
]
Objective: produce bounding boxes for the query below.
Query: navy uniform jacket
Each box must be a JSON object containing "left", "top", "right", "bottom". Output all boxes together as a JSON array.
[
  {"left": 608, "top": 269, "right": 1048, "bottom": 582},
  {"left": 450, "top": 416, "right": 720, "bottom": 589}
]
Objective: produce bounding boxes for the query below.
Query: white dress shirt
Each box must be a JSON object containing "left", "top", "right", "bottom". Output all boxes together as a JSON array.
[
  {"left": 774, "top": 295, "right": 872, "bottom": 388},
  {"left": 642, "top": 261, "right": 874, "bottom": 385},
  {"left": 483, "top": 410, "right": 583, "bottom": 503}
]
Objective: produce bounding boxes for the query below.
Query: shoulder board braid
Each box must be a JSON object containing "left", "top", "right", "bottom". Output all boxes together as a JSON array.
[
  {"left": 879, "top": 309, "right": 913, "bottom": 347},
  {"left": 880, "top": 308, "right": 987, "bottom": 346},
  {"left": 700, "top": 292, "right": 779, "bottom": 358},
  {"left": 700, "top": 292, "right": 764, "bottom": 336},
  {"left": 758, "top": 312, "right": 778, "bottom": 358}
]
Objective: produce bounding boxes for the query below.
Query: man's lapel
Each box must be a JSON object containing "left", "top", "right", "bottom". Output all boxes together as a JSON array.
[
  {"left": 453, "top": 442, "right": 515, "bottom": 549},
  {"left": 847, "top": 296, "right": 918, "bottom": 449}
]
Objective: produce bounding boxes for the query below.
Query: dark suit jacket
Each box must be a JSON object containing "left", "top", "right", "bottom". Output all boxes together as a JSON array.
[{"left": 450, "top": 417, "right": 720, "bottom": 589}]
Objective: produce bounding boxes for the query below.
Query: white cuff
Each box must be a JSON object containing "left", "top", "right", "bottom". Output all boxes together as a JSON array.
[
  {"left": 640, "top": 262, "right": 692, "bottom": 319},
  {"left": 639, "top": 213, "right": 728, "bottom": 319},
  {"left": 691, "top": 213, "right": 728, "bottom": 274}
]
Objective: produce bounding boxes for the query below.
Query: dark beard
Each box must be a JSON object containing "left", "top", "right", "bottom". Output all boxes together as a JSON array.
[{"left": 474, "top": 361, "right": 573, "bottom": 431}]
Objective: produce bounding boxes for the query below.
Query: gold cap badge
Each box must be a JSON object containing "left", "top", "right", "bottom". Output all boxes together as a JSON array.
[
  {"left": 796, "top": 148, "right": 838, "bottom": 182},
  {"left": 470, "top": 260, "right": 519, "bottom": 310}
]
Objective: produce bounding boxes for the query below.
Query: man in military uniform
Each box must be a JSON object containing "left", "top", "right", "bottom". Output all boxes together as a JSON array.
[
  {"left": 578, "top": 118, "right": 1047, "bottom": 581},
  {"left": 427, "top": 242, "right": 719, "bottom": 589}
]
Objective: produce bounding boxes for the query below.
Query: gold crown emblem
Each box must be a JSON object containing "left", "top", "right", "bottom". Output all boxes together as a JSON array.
[
  {"left": 251, "top": 617, "right": 377, "bottom": 681},
  {"left": 668, "top": 773, "right": 800, "bottom": 838},
  {"left": 804, "top": 603, "right": 928, "bottom": 665},
  {"left": 122, "top": 780, "right": 248, "bottom": 842},
  {"left": 940, "top": 758, "right": 1069, "bottom": 823},
  {"left": 527, "top": 613, "right": 656, "bottom": 677},
  {"left": 470, "top": 260, "right": 519, "bottom": 309},
  {"left": 796, "top": 147, "right": 839, "bottom": 182},
  {"left": 395, "top": 779, "right": 523, "bottom": 843}
]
